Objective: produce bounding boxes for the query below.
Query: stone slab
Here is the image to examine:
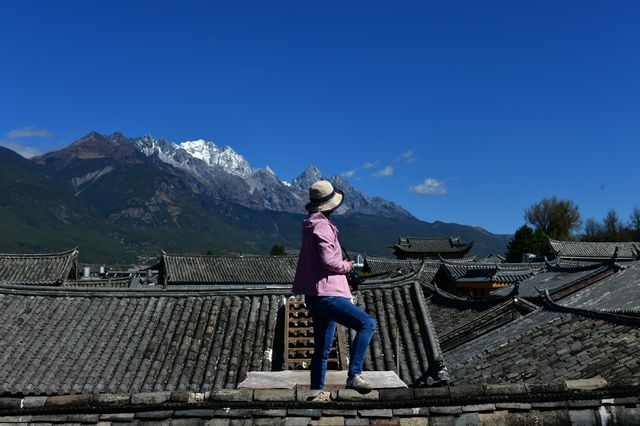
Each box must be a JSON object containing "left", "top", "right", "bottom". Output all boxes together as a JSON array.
[{"left": 239, "top": 371, "right": 406, "bottom": 389}]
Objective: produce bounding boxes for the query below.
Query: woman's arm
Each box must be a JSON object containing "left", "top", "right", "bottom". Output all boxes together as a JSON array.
[{"left": 314, "top": 223, "right": 353, "bottom": 274}]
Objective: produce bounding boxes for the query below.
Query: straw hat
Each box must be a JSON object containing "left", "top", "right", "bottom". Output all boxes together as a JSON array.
[{"left": 305, "top": 180, "right": 344, "bottom": 213}]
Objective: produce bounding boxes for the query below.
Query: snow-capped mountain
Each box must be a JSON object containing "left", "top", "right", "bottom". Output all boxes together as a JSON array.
[
  {"left": 36, "top": 131, "right": 413, "bottom": 218},
  {"left": 179, "top": 140, "right": 254, "bottom": 178},
  {"left": 133, "top": 133, "right": 414, "bottom": 217},
  {"left": 19, "top": 131, "right": 510, "bottom": 259}
]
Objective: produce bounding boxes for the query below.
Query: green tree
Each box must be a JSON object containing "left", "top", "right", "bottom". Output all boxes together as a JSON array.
[
  {"left": 505, "top": 225, "right": 548, "bottom": 263},
  {"left": 270, "top": 244, "right": 287, "bottom": 256},
  {"left": 206, "top": 249, "right": 214, "bottom": 256},
  {"left": 603, "top": 208, "right": 622, "bottom": 240},
  {"left": 582, "top": 218, "right": 604, "bottom": 241},
  {"left": 525, "top": 196, "right": 581, "bottom": 240}
]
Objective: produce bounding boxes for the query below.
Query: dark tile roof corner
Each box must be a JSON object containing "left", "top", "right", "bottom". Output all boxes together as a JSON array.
[
  {"left": 0, "top": 248, "right": 78, "bottom": 286},
  {"left": 439, "top": 259, "right": 540, "bottom": 284},
  {"left": 559, "top": 260, "right": 640, "bottom": 312},
  {"left": 492, "top": 258, "right": 621, "bottom": 300},
  {"left": 543, "top": 289, "right": 640, "bottom": 326}
]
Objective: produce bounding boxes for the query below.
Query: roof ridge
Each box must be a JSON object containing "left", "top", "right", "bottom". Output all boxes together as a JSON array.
[
  {"left": 0, "top": 284, "right": 293, "bottom": 298},
  {"left": 0, "top": 247, "right": 78, "bottom": 258}
]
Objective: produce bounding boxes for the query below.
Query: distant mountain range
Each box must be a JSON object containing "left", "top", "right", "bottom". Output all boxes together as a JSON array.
[{"left": 0, "top": 131, "right": 511, "bottom": 263}]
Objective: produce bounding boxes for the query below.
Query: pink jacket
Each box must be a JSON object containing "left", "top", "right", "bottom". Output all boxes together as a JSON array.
[{"left": 292, "top": 212, "right": 353, "bottom": 298}]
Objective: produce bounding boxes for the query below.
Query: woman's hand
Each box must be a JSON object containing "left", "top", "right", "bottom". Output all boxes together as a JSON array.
[{"left": 347, "top": 260, "right": 355, "bottom": 272}]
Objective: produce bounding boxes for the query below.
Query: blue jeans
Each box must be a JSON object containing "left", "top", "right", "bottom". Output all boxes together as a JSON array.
[{"left": 305, "top": 296, "right": 376, "bottom": 390}]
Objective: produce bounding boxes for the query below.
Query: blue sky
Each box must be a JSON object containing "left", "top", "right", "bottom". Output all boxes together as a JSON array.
[{"left": 1, "top": 0, "right": 638, "bottom": 234}]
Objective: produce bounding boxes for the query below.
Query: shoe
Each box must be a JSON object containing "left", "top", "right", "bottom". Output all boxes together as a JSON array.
[
  {"left": 308, "top": 390, "right": 331, "bottom": 402},
  {"left": 346, "top": 374, "right": 374, "bottom": 392}
]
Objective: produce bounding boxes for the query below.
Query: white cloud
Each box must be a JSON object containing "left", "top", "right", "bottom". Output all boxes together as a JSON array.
[
  {"left": 400, "top": 150, "right": 416, "bottom": 164},
  {"left": 1, "top": 126, "right": 52, "bottom": 158},
  {"left": 373, "top": 165, "right": 394, "bottom": 177},
  {"left": 362, "top": 161, "right": 378, "bottom": 169},
  {"left": 0, "top": 140, "right": 43, "bottom": 158},
  {"left": 341, "top": 169, "right": 356, "bottom": 178},
  {"left": 410, "top": 178, "right": 447, "bottom": 195},
  {"left": 7, "top": 126, "right": 52, "bottom": 139}
]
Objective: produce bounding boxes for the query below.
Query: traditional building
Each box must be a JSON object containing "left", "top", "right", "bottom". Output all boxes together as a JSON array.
[
  {"left": 434, "top": 258, "right": 542, "bottom": 299},
  {"left": 156, "top": 252, "right": 299, "bottom": 287},
  {"left": 546, "top": 238, "right": 640, "bottom": 262},
  {"left": 390, "top": 237, "right": 473, "bottom": 260},
  {"left": 492, "top": 258, "right": 622, "bottom": 304}
]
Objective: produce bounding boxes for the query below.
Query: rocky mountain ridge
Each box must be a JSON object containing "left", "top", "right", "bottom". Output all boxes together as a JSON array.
[{"left": 39, "top": 131, "right": 412, "bottom": 218}]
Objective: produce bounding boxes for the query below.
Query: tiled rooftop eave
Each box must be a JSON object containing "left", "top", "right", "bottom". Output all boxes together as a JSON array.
[
  {"left": 432, "top": 283, "right": 520, "bottom": 309},
  {"left": 358, "top": 260, "right": 434, "bottom": 288},
  {"left": 545, "top": 258, "right": 619, "bottom": 273}
]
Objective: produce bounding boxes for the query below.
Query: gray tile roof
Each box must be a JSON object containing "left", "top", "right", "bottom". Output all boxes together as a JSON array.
[
  {"left": 445, "top": 307, "right": 640, "bottom": 385},
  {"left": 358, "top": 259, "right": 440, "bottom": 288},
  {"left": 548, "top": 239, "right": 640, "bottom": 261},
  {"left": 492, "top": 260, "right": 619, "bottom": 299},
  {"left": 363, "top": 257, "right": 424, "bottom": 274},
  {"left": 354, "top": 282, "right": 445, "bottom": 386},
  {"left": 439, "top": 260, "right": 539, "bottom": 284},
  {"left": 559, "top": 261, "right": 640, "bottom": 312},
  {"left": 428, "top": 298, "right": 489, "bottom": 337},
  {"left": 426, "top": 285, "right": 537, "bottom": 351},
  {"left": 0, "top": 277, "right": 447, "bottom": 395},
  {"left": 0, "top": 288, "right": 285, "bottom": 395},
  {"left": 160, "top": 254, "right": 299, "bottom": 285},
  {"left": 0, "top": 249, "right": 78, "bottom": 285},
  {"left": 437, "top": 299, "right": 538, "bottom": 352},
  {"left": 391, "top": 237, "right": 473, "bottom": 256}
]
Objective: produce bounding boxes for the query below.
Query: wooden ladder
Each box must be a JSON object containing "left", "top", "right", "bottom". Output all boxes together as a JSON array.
[{"left": 284, "top": 298, "right": 348, "bottom": 370}]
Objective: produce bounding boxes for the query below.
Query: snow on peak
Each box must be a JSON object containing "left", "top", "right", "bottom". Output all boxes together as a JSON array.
[
  {"left": 179, "top": 139, "right": 217, "bottom": 162},
  {"left": 179, "top": 139, "right": 254, "bottom": 178},
  {"left": 133, "top": 134, "right": 256, "bottom": 178}
]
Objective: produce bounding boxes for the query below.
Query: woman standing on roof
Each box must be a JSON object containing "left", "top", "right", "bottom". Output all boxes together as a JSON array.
[{"left": 293, "top": 180, "right": 377, "bottom": 392}]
